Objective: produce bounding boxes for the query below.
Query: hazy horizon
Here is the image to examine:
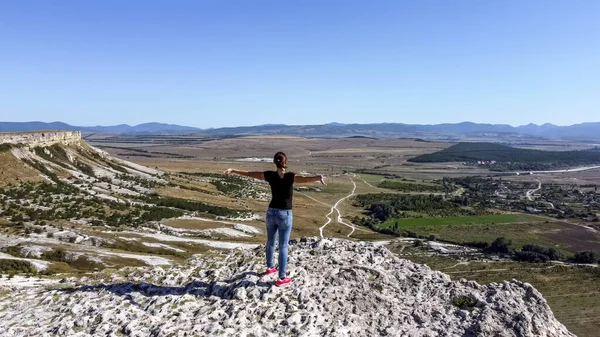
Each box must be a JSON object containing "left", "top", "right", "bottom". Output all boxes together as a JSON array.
[{"left": 2, "top": 119, "right": 600, "bottom": 129}]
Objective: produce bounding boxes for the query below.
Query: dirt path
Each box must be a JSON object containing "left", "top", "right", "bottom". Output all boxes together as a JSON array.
[
  {"left": 299, "top": 186, "right": 370, "bottom": 239},
  {"left": 526, "top": 179, "right": 542, "bottom": 201},
  {"left": 442, "top": 262, "right": 470, "bottom": 270},
  {"left": 319, "top": 178, "right": 358, "bottom": 239},
  {"left": 297, "top": 192, "right": 332, "bottom": 208},
  {"left": 453, "top": 187, "right": 465, "bottom": 197},
  {"left": 360, "top": 177, "right": 376, "bottom": 189}
]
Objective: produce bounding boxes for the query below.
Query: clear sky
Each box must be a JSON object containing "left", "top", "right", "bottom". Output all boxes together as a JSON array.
[{"left": 0, "top": 1, "right": 598, "bottom": 128}]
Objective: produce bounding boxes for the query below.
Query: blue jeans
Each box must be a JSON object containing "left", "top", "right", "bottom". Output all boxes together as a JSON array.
[{"left": 265, "top": 208, "right": 293, "bottom": 279}]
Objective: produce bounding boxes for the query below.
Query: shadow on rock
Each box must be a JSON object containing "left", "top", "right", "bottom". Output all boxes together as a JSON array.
[{"left": 55, "top": 271, "right": 273, "bottom": 304}]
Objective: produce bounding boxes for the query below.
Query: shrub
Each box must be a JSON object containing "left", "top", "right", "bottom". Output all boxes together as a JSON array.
[
  {"left": 1, "top": 246, "right": 24, "bottom": 258},
  {"left": 514, "top": 251, "right": 550, "bottom": 263},
  {"left": 76, "top": 162, "right": 95, "bottom": 177},
  {"left": 514, "top": 244, "right": 563, "bottom": 263},
  {"left": 42, "top": 249, "right": 68, "bottom": 262},
  {"left": 452, "top": 296, "right": 477, "bottom": 310},
  {"left": 463, "top": 241, "right": 489, "bottom": 249},
  {"left": 144, "top": 196, "right": 244, "bottom": 217},
  {"left": 573, "top": 251, "right": 598, "bottom": 264},
  {"left": 140, "top": 207, "right": 184, "bottom": 222},
  {"left": 484, "top": 237, "right": 511, "bottom": 254},
  {"left": 369, "top": 202, "right": 396, "bottom": 221},
  {"left": 0, "top": 259, "right": 36, "bottom": 274},
  {"left": 69, "top": 256, "right": 104, "bottom": 271}
]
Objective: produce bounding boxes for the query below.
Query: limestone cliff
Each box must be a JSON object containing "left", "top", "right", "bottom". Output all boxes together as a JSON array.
[
  {"left": 0, "top": 131, "right": 82, "bottom": 146},
  {"left": 0, "top": 238, "right": 575, "bottom": 337}
]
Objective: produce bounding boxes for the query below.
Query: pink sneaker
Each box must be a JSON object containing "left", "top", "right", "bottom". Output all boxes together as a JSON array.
[
  {"left": 265, "top": 267, "right": 277, "bottom": 275},
  {"left": 276, "top": 277, "right": 292, "bottom": 286}
]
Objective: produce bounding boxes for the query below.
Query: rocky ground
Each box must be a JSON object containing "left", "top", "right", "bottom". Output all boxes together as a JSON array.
[{"left": 0, "top": 238, "right": 575, "bottom": 337}]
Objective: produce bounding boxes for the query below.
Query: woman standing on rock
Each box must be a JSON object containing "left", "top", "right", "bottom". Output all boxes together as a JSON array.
[{"left": 224, "top": 152, "right": 326, "bottom": 286}]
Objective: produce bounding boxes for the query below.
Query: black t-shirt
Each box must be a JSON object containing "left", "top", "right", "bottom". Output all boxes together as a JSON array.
[{"left": 264, "top": 171, "right": 295, "bottom": 210}]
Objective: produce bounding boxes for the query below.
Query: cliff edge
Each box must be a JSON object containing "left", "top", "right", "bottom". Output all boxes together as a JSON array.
[
  {"left": 0, "top": 239, "right": 575, "bottom": 337},
  {"left": 0, "top": 130, "right": 81, "bottom": 146}
]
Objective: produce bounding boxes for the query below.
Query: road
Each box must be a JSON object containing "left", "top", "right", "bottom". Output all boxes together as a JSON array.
[
  {"left": 530, "top": 165, "right": 600, "bottom": 174},
  {"left": 319, "top": 178, "right": 358, "bottom": 239},
  {"left": 505, "top": 165, "right": 600, "bottom": 176}
]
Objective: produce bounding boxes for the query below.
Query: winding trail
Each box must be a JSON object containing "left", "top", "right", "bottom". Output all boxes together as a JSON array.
[
  {"left": 526, "top": 179, "right": 542, "bottom": 201},
  {"left": 297, "top": 192, "right": 332, "bottom": 208},
  {"left": 524, "top": 180, "right": 555, "bottom": 209},
  {"left": 360, "top": 178, "right": 376, "bottom": 189},
  {"left": 442, "top": 262, "right": 470, "bottom": 271},
  {"left": 319, "top": 178, "right": 358, "bottom": 239}
]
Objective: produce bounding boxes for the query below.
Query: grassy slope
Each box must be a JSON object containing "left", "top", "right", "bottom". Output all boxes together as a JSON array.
[
  {"left": 383, "top": 218, "right": 594, "bottom": 253},
  {"left": 0, "top": 151, "right": 43, "bottom": 187},
  {"left": 381, "top": 214, "right": 537, "bottom": 227}
]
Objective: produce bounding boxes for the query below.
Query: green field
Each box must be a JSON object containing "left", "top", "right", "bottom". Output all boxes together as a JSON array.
[
  {"left": 381, "top": 214, "right": 538, "bottom": 228},
  {"left": 378, "top": 215, "right": 588, "bottom": 253}
]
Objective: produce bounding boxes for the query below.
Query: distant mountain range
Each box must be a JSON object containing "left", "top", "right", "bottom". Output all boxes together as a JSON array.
[
  {"left": 1, "top": 121, "right": 600, "bottom": 141},
  {"left": 0, "top": 122, "right": 201, "bottom": 134}
]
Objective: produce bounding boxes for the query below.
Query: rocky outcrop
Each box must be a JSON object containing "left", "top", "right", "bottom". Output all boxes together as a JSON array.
[
  {"left": 0, "top": 238, "right": 575, "bottom": 337},
  {"left": 0, "top": 131, "right": 81, "bottom": 146}
]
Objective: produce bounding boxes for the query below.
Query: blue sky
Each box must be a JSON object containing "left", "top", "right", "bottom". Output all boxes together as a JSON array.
[{"left": 0, "top": 1, "right": 598, "bottom": 128}]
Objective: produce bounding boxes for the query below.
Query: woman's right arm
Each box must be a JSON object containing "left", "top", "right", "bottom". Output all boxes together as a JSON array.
[{"left": 223, "top": 168, "right": 265, "bottom": 180}]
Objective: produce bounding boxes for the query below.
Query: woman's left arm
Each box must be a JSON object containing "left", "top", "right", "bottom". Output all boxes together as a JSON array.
[{"left": 294, "top": 174, "right": 326, "bottom": 185}]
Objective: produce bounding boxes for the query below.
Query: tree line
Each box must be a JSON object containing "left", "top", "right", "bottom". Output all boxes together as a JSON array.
[{"left": 410, "top": 142, "right": 600, "bottom": 167}]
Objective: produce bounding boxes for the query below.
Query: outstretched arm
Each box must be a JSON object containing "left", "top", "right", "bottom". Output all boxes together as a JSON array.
[
  {"left": 223, "top": 168, "right": 264, "bottom": 180},
  {"left": 294, "top": 174, "right": 326, "bottom": 185}
]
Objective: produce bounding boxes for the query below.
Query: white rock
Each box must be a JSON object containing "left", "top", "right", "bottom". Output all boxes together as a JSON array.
[{"left": 0, "top": 239, "right": 575, "bottom": 337}]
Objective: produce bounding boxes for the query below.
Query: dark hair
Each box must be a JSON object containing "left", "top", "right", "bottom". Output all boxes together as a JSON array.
[{"left": 274, "top": 152, "right": 287, "bottom": 169}]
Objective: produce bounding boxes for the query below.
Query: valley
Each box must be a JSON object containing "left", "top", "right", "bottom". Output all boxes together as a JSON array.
[{"left": 0, "top": 131, "right": 599, "bottom": 336}]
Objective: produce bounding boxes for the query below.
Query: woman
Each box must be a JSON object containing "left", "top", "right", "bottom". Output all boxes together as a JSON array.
[{"left": 224, "top": 152, "right": 325, "bottom": 286}]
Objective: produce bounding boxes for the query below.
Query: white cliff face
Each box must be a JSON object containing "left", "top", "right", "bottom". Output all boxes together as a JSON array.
[
  {"left": 0, "top": 131, "right": 82, "bottom": 146},
  {"left": 0, "top": 238, "right": 575, "bottom": 337}
]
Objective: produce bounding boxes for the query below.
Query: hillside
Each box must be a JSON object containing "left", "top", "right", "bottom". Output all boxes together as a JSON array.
[
  {"left": 410, "top": 142, "right": 600, "bottom": 170},
  {"left": 0, "top": 131, "right": 265, "bottom": 274},
  {"left": 0, "top": 131, "right": 163, "bottom": 190},
  {"left": 0, "top": 239, "right": 574, "bottom": 337}
]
